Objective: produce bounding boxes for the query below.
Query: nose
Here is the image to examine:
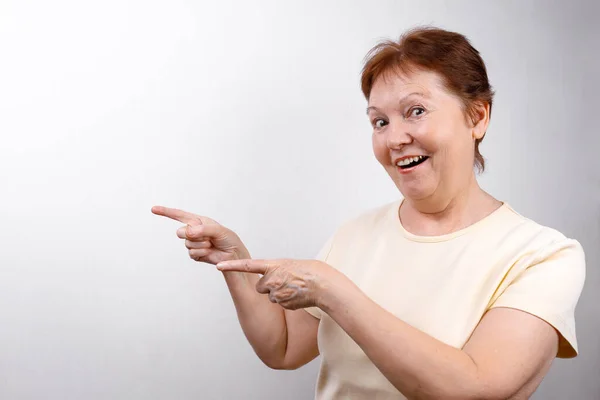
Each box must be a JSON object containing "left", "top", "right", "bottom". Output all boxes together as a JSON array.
[{"left": 386, "top": 121, "right": 413, "bottom": 149}]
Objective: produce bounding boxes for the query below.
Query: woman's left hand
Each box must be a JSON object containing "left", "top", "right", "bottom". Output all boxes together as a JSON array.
[{"left": 216, "top": 258, "right": 343, "bottom": 310}]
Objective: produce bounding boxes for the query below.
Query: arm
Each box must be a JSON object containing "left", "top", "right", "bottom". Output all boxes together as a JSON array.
[
  {"left": 151, "top": 206, "right": 319, "bottom": 370},
  {"left": 322, "top": 280, "right": 558, "bottom": 400},
  {"left": 222, "top": 267, "right": 320, "bottom": 370},
  {"left": 216, "top": 241, "right": 583, "bottom": 399},
  {"left": 215, "top": 258, "right": 556, "bottom": 397}
]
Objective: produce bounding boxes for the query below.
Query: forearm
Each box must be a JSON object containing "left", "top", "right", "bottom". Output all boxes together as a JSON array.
[
  {"left": 321, "top": 281, "right": 484, "bottom": 400},
  {"left": 221, "top": 259, "right": 289, "bottom": 368}
]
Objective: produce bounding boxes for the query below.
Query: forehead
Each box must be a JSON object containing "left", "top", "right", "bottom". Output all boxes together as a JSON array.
[{"left": 368, "top": 69, "right": 451, "bottom": 106}]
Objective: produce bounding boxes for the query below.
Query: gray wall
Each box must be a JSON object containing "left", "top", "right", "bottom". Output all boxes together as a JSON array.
[{"left": 0, "top": 0, "right": 597, "bottom": 399}]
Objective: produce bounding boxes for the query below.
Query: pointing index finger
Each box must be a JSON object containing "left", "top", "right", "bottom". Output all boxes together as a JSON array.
[
  {"left": 151, "top": 206, "right": 201, "bottom": 225},
  {"left": 216, "top": 259, "right": 272, "bottom": 274}
]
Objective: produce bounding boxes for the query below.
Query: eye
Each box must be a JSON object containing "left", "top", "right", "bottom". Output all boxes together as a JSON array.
[
  {"left": 373, "top": 118, "right": 388, "bottom": 129},
  {"left": 409, "top": 107, "right": 426, "bottom": 118}
]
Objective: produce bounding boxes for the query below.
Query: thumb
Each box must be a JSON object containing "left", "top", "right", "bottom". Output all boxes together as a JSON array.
[
  {"left": 186, "top": 223, "right": 227, "bottom": 240},
  {"left": 186, "top": 224, "right": 199, "bottom": 238},
  {"left": 256, "top": 274, "right": 271, "bottom": 295}
]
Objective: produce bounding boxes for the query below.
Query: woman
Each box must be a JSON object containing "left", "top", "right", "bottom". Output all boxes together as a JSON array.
[{"left": 152, "top": 27, "right": 585, "bottom": 399}]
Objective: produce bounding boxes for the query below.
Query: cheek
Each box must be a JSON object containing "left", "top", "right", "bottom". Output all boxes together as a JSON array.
[
  {"left": 432, "top": 131, "right": 474, "bottom": 173},
  {"left": 446, "top": 126, "right": 475, "bottom": 158},
  {"left": 410, "top": 120, "right": 439, "bottom": 151},
  {"left": 415, "top": 119, "right": 467, "bottom": 157}
]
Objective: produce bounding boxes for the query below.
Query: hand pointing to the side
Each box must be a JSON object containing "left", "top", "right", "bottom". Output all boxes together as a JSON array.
[{"left": 151, "top": 206, "right": 250, "bottom": 264}]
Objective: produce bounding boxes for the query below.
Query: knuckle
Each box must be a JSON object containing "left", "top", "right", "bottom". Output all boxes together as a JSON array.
[{"left": 270, "top": 279, "right": 283, "bottom": 288}]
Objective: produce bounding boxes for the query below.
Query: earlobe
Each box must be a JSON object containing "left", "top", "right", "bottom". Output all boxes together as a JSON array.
[{"left": 473, "top": 128, "right": 485, "bottom": 140}]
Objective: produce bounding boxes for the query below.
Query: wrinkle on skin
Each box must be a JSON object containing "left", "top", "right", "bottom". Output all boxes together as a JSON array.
[
  {"left": 368, "top": 68, "right": 498, "bottom": 234},
  {"left": 217, "top": 259, "right": 338, "bottom": 310}
]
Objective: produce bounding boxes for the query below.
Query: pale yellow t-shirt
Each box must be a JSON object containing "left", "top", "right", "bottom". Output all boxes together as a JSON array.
[{"left": 305, "top": 200, "right": 586, "bottom": 400}]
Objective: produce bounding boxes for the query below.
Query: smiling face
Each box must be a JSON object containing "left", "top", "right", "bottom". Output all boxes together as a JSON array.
[{"left": 368, "top": 68, "right": 487, "bottom": 204}]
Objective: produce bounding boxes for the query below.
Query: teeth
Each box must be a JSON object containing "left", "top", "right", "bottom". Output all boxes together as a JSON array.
[{"left": 396, "top": 155, "right": 424, "bottom": 167}]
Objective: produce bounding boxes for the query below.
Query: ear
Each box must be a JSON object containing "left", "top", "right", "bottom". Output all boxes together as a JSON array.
[{"left": 471, "top": 102, "right": 490, "bottom": 140}]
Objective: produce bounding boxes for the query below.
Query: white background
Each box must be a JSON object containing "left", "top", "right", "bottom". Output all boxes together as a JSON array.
[{"left": 1, "top": 1, "right": 598, "bottom": 399}]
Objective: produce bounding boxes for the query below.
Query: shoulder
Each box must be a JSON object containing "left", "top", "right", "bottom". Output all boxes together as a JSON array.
[
  {"left": 315, "top": 201, "right": 398, "bottom": 259},
  {"left": 499, "top": 204, "right": 584, "bottom": 258},
  {"left": 488, "top": 207, "right": 586, "bottom": 358},
  {"left": 336, "top": 200, "right": 399, "bottom": 235},
  {"left": 321, "top": 200, "right": 399, "bottom": 256},
  {"left": 490, "top": 205, "right": 586, "bottom": 290}
]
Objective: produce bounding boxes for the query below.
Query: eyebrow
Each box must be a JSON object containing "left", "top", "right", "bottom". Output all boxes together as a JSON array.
[{"left": 366, "top": 91, "right": 430, "bottom": 114}]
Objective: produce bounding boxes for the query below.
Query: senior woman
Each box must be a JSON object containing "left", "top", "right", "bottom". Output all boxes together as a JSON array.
[{"left": 152, "top": 27, "right": 585, "bottom": 399}]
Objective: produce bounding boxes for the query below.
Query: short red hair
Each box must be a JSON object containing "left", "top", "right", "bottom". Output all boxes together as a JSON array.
[{"left": 361, "top": 27, "right": 494, "bottom": 172}]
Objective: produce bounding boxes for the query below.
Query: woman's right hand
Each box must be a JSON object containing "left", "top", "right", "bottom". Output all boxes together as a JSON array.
[
  {"left": 151, "top": 206, "right": 250, "bottom": 265},
  {"left": 152, "top": 206, "right": 320, "bottom": 371}
]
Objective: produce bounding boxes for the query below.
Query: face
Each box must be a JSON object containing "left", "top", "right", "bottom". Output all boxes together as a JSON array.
[{"left": 367, "top": 69, "right": 487, "bottom": 203}]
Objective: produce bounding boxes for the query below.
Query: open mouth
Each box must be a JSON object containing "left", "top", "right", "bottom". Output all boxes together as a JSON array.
[{"left": 397, "top": 155, "right": 429, "bottom": 169}]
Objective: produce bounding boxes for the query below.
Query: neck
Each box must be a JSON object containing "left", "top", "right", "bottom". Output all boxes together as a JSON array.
[{"left": 400, "top": 175, "right": 501, "bottom": 236}]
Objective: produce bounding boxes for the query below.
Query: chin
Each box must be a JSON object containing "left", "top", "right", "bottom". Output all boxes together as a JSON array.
[
  {"left": 396, "top": 181, "right": 434, "bottom": 202},
  {"left": 385, "top": 165, "right": 436, "bottom": 201}
]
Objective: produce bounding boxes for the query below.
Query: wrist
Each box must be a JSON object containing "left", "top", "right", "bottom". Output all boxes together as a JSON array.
[
  {"left": 224, "top": 247, "right": 250, "bottom": 263},
  {"left": 315, "top": 269, "right": 356, "bottom": 315},
  {"left": 234, "top": 246, "right": 251, "bottom": 261},
  {"left": 221, "top": 248, "right": 252, "bottom": 281}
]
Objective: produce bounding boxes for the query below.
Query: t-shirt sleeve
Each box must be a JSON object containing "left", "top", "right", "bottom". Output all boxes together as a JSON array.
[
  {"left": 304, "top": 234, "right": 335, "bottom": 320},
  {"left": 489, "top": 238, "right": 586, "bottom": 358}
]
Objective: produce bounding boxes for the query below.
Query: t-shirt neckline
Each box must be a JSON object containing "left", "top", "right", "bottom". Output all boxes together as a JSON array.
[{"left": 393, "top": 199, "right": 510, "bottom": 243}]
